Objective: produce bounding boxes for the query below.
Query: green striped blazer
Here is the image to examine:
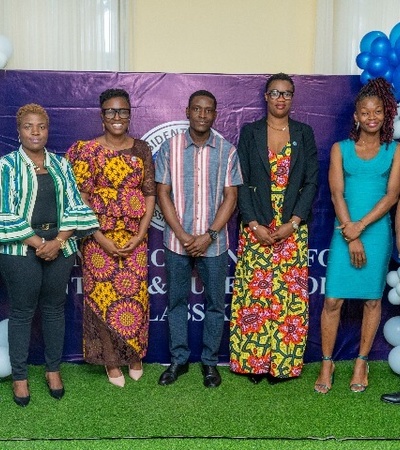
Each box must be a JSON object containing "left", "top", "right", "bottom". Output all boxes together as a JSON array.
[{"left": 0, "top": 146, "right": 99, "bottom": 256}]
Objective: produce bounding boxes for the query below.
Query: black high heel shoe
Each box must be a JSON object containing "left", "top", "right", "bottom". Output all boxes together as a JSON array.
[
  {"left": 248, "top": 374, "right": 264, "bottom": 384},
  {"left": 46, "top": 372, "right": 65, "bottom": 400},
  {"left": 13, "top": 380, "right": 30, "bottom": 407}
]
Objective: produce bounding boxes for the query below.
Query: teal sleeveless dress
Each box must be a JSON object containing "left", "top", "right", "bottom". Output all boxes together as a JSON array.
[{"left": 325, "top": 139, "right": 397, "bottom": 299}]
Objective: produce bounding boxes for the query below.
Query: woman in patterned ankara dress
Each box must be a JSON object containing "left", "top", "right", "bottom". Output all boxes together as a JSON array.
[
  {"left": 230, "top": 73, "right": 318, "bottom": 383},
  {"left": 66, "top": 89, "right": 155, "bottom": 387}
]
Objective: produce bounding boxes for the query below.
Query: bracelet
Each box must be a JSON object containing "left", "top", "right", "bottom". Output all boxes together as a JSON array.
[{"left": 55, "top": 237, "right": 66, "bottom": 249}]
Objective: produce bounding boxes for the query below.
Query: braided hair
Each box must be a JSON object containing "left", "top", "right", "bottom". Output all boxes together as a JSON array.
[{"left": 350, "top": 77, "right": 397, "bottom": 144}]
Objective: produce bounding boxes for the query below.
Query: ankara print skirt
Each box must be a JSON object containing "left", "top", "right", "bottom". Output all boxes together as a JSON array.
[
  {"left": 229, "top": 225, "right": 309, "bottom": 378},
  {"left": 81, "top": 228, "right": 149, "bottom": 365}
]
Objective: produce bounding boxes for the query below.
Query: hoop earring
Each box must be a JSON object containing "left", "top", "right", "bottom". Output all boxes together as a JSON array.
[
  {"left": 18, "top": 135, "right": 20, "bottom": 143},
  {"left": 356, "top": 121, "right": 360, "bottom": 130}
]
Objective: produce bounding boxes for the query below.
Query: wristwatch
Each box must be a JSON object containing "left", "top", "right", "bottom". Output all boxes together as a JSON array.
[
  {"left": 207, "top": 228, "right": 218, "bottom": 240},
  {"left": 291, "top": 221, "right": 299, "bottom": 230}
]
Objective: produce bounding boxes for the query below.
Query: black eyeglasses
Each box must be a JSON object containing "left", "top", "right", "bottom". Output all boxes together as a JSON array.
[
  {"left": 102, "top": 108, "right": 131, "bottom": 119},
  {"left": 266, "top": 90, "right": 294, "bottom": 100}
]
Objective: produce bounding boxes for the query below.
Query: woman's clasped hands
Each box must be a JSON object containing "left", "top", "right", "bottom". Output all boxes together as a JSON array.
[
  {"left": 35, "top": 238, "right": 61, "bottom": 261},
  {"left": 338, "top": 221, "right": 367, "bottom": 269}
]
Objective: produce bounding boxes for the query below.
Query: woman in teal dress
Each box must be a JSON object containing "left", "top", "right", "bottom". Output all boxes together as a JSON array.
[{"left": 314, "top": 78, "right": 400, "bottom": 394}]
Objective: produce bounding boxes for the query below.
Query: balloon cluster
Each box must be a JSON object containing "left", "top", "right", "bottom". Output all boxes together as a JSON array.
[
  {"left": 0, "top": 35, "right": 13, "bottom": 69},
  {"left": 356, "top": 23, "right": 400, "bottom": 101},
  {"left": 0, "top": 319, "right": 11, "bottom": 378},
  {"left": 385, "top": 270, "right": 400, "bottom": 374}
]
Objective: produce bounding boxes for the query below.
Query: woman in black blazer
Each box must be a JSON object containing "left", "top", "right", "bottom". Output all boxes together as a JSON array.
[{"left": 230, "top": 73, "right": 318, "bottom": 384}]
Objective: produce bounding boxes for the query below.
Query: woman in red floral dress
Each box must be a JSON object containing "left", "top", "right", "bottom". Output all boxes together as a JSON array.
[
  {"left": 230, "top": 73, "right": 318, "bottom": 383},
  {"left": 66, "top": 89, "right": 155, "bottom": 387}
]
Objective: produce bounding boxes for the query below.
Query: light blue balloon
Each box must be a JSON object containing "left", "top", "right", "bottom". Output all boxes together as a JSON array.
[
  {"left": 384, "top": 316, "right": 400, "bottom": 347},
  {"left": 0, "top": 345, "right": 11, "bottom": 378},
  {"left": 388, "top": 345, "right": 400, "bottom": 375},
  {"left": 0, "top": 319, "right": 8, "bottom": 347},
  {"left": 360, "top": 31, "right": 386, "bottom": 52},
  {"left": 389, "top": 22, "right": 400, "bottom": 47}
]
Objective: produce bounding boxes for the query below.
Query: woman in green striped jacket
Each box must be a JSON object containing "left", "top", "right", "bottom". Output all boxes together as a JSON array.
[{"left": 0, "top": 103, "right": 99, "bottom": 407}]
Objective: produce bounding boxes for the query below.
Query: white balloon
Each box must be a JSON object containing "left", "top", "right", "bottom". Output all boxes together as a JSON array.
[
  {"left": 395, "top": 283, "right": 400, "bottom": 296},
  {"left": 0, "top": 319, "right": 8, "bottom": 347},
  {"left": 0, "top": 51, "right": 7, "bottom": 69},
  {"left": 388, "top": 345, "right": 400, "bottom": 375},
  {"left": 383, "top": 316, "right": 400, "bottom": 346},
  {"left": 388, "top": 288, "right": 400, "bottom": 305},
  {"left": 386, "top": 271, "right": 400, "bottom": 287},
  {"left": 394, "top": 105, "right": 400, "bottom": 140},
  {"left": 0, "top": 35, "right": 12, "bottom": 58},
  {"left": 0, "top": 345, "right": 11, "bottom": 378}
]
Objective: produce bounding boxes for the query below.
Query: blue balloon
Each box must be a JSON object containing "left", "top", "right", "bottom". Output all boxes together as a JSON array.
[
  {"left": 367, "top": 56, "right": 390, "bottom": 76},
  {"left": 356, "top": 51, "right": 371, "bottom": 69},
  {"left": 392, "top": 67, "right": 400, "bottom": 101},
  {"left": 392, "top": 65, "right": 400, "bottom": 87},
  {"left": 395, "top": 37, "right": 400, "bottom": 59},
  {"left": 360, "top": 31, "right": 386, "bottom": 52},
  {"left": 390, "top": 22, "right": 400, "bottom": 47},
  {"left": 389, "top": 49, "right": 399, "bottom": 67},
  {"left": 371, "top": 36, "right": 392, "bottom": 57},
  {"left": 382, "top": 67, "right": 394, "bottom": 83},
  {"left": 360, "top": 70, "right": 373, "bottom": 85}
]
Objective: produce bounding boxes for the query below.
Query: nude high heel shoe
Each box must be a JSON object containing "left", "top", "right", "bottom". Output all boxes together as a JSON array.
[
  {"left": 129, "top": 362, "right": 143, "bottom": 381},
  {"left": 105, "top": 366, "right": 125, "bottom": 387}
]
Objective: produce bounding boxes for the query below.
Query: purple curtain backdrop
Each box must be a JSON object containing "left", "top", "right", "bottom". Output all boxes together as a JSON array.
[{"left": 0, "top": 70, "right": 398, "bottom": 365}]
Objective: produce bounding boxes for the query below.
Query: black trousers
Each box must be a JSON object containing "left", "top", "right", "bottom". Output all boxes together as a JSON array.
[{"left": 0, "top": 247, "right": 75, "bottom": 380}]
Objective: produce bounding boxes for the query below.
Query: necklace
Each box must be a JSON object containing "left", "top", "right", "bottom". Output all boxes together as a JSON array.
[
  {"left": 31, "top": 159, "right": 45, "bottom": 172},
  {"left": 360, "top": 139, "right": 379, "bottom": 151},
  {"left": 267, "top": 121, "right": 289, "bottom": 132}
]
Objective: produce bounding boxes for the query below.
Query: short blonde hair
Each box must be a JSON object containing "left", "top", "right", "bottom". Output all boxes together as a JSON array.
[{"left": 16, "top": 103, "right": 49, "bottom": 128}]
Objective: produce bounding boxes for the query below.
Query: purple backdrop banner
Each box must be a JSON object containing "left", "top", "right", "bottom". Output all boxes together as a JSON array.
[{"left": 0, "top": 70, "right": 397, "bottom": 364}]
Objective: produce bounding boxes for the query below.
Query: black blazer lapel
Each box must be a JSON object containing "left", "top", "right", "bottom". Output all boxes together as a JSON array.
[
  {"left": 253, "top": 119, "right": 270, "bottom": 175},
  {"left": 288, "top": 118, "right": 302, "bottom": 174}
]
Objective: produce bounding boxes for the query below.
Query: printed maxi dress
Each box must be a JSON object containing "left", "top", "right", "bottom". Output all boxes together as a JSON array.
[
  {"left": 230, "top": 144, "right": 309, "bottom": 378},
  {"left": 66, "top": 139, "right": 155, "bottom": 365}
]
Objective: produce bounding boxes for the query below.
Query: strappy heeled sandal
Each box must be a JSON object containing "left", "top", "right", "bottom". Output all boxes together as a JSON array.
[
  {"left": 350, "top": 354, "right": 369, "bottom": 393},
  {"left": 314, "top": 355, "right": 335, "bottom": 394}
]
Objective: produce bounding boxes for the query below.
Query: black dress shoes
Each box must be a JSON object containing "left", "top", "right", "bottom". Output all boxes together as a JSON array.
[
  {"left": 381, "top": 392, "right": 400, "bottom": 404},
  {"left": 46, "top": 372, "right": 65, "bottom": 399},
  {"left": 48, "top": 385, "right": 65, "bottom": 400},
  {"left": 248, "top": 374, "right": 264, "bottom": 384},
  {"left": 12, "top": 380, "right": 30, "bottom": 407},
  {"left": 13, "top": 393, "right": 30, "bottom": 407},
  {"left": 202, "top": 364, "right": 221, "bottom": 388},
  {"left": 158, "top": 362, "right": 189, "bottom": 386}
]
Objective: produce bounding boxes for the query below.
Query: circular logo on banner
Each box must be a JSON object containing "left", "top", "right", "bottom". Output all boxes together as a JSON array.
[
  {"left": 141, "top": 121, "right": 189, "bottom": 231},
  {"left": 142, "top": 121, "right": 222, "bottom": 231}
]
